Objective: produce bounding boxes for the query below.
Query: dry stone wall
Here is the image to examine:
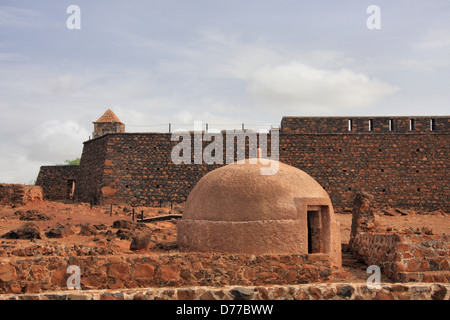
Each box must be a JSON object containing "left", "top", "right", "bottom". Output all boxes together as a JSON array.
[
  {"left": 36, "top": 166, "right": 78, "bottom": 201},
  {"left": 351, "top": 232, "right": 450, "bottom": 283},
  {"left": 1, "top": 283, "right": 448, "bottom": 300},
  {"left": 0, "top": 253, "right": 332, "bottom": 294},
  {"left": 0, "top": 184, "right": 43, "bottom": 206}
]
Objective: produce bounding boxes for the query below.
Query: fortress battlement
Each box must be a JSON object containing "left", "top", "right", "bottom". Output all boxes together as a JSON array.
[{"left": 281, "top": 116, "right": 450, "bottom": 134}]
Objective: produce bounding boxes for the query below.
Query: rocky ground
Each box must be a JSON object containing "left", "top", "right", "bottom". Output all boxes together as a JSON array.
[{"left": 0, "top": 200, "right": 448, "bottom": 285}]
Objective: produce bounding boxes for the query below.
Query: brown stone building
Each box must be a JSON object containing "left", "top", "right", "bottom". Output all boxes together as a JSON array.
[{"left": 36, "top": 111, "right": 450, "bottom": 213}]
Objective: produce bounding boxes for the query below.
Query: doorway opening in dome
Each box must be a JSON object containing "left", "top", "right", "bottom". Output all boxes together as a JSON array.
[{"left": 307, "top": 206, "right": 331, "bottom": 254}]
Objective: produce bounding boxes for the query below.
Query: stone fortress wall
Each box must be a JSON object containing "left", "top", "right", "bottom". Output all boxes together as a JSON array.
[{"left": 37, "top": 116, "right": 450, "bottom": 212}]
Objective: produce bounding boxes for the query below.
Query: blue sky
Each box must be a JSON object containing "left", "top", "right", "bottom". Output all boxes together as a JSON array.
[{"left": 0, "top": 1, "right": 449, "bottom": 183}]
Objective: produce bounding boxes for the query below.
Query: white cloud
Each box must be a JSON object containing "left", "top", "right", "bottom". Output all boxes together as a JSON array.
[
  {"left": 246, "top": 61, "right": 399, "bottom": 113},
  {"left": 18, "top": 120, "right": 89, "bottom": 164}
]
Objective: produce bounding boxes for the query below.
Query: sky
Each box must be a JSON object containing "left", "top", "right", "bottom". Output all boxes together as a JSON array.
[{"left": 0, "top": 0, "right": 449, "bottom": 184}]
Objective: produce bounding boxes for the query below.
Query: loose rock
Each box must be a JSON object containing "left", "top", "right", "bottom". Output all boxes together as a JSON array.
[
  {"left": 1, "top": 222, "right": 41, "bottom": 240},
  {"left": 130, "top": 231, "right": 156, "bottom": 250}
]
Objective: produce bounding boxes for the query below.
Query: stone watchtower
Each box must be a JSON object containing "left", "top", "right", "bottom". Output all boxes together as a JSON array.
[{"left": 92, "top": 109, "right": 125, "bottom": 139}]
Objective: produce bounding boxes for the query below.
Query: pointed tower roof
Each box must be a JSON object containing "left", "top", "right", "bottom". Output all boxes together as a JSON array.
[{"left": 93, "top": 109, "right": 123, "bottom": 124}]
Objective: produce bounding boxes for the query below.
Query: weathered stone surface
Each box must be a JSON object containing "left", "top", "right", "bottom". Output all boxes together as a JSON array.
[
  {"left": 230, "top": 287, "right": 254, "bottom": 300},
  {"left": 0, "top": 184, "right": 43, "bottom": 206},
  {"left": 336, "top": 285, "right": 354, "bottom": 299},
  {"left": 1, "top": 222, "right": 41, "bottom": 240},
  {"left": 115, "top": 228, "right": 134, "bottom": 240},
  {"left": 129, "top": 232, "right": 156, "bottom": 250},
  {"left": 78, "top": 223, "right": 97, "bottom": 236},
  {"left": 107, "top": 263, "right": 131, "bottom": 280},
  {"left": 349, "top": 191, "right": 376, "bottom": 250},
  {"left": 1, "top": 283, "right": 449, "bottom": 300},
  {"left": 431, "top": 285, "right": 447, "bottom": 300},
  {"left": 0, "top": 264, "right": 18, "bottom": 282},
  {"left": 112, "top": 220, "right": 135, "bottom": 230},
  {"left": 351, "top": 232, "right": 450, "bottom": 283},
  {"left": 133, "top": 264, "right": 155, "bottom": 279},
  {"left": 17, "top": 210, "right": 50, "bottom": 221},
  {"left": 155, "top": 241, "right": 178, "bottom": 250},
  {"left": 45, "top": 223, "right": 72, "bottom": 238}
]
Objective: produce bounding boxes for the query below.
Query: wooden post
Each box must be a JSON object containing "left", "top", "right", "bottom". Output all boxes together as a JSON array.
[
  {"left": 141, "top": 210, "right": 144, "bottom": 222},
  {"left": 110, "top": 204, "right": 113, "bottom": 217},
  {"left": 132, "top": 208, "right": 135, "bottom": 222}
]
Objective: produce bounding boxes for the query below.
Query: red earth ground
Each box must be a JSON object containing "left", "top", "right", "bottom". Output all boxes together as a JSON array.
[{"left": 0, "top": 200, "right": 448, "bottom": 284}]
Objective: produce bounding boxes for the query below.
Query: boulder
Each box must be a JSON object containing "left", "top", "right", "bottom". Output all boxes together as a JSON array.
[
  {"left": 45, "top": 223, "right": 73, "bottom": 238},
  {"left": 130, "top": 231, "right": 156, "bottom": 250},
  {"left": 395, "top": 208, "right": 410, "bottom": 216},
  {"left": 1, "top": 222, "right": 41, "bottom": 240},
  {"left": 112, "top": 220, "right": 134, "bottom": 230},
  {"left": 78, "top": 223, "right": 97, "bottom": 236},
  {"left": 112, "top": 220, "right": 148, "bottom": 231},
  {"left": 382, "top": 208, "right": 400, "bottom": 216},
  {"left": 116, "top": 228, "right": 135, "bottom": 241},
  {"left": 156, "top": 241, "right": 178, "bottom": 250},
  {"left": 94, "top": 223, "right": 108, "bottom": 230},
  {"left": 16, "top": 209, "right": 50, "bottom": 221}
]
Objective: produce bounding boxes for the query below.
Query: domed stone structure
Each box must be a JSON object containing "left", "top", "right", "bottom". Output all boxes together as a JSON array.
[{"left": 177, "top": 157, "right": 342, "bottom": 267}]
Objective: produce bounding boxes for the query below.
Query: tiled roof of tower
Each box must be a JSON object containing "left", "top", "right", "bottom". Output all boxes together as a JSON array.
[{"left": 93, "top": 109, "right": 123, "bottom": 124}]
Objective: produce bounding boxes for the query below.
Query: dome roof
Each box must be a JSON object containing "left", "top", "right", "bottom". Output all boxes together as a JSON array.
[{"left": 183, "top": 159, "right": 330, "bottom": 222}]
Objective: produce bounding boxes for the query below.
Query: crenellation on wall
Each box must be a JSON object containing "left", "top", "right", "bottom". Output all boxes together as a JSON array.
[{"left": 281, "top": 116, "right": 450, "bottom": 134}]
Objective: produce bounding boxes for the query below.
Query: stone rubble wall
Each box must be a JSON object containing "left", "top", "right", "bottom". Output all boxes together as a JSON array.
[
  {"left": 0, "top": 253, "right": 333, "bottom": 294},
  {"left": 0, "top": 184, "right": 43, "bottom": 206},
  {"left": 35, "top": 166, "right": 79, "bottom": 201},
  {"left": 0, "top": 283, "right": 448, "bottom": 300},
  {"left": 351, "top": 232, "right": 450, "bottom": 283}
]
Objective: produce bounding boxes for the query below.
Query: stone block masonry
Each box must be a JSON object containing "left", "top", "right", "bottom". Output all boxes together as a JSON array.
[
  {"left": 0, "top": 283, "right": 448, "bottom": 300},
  {"left": 351, "top": 232, "right": 450, "bottom": 283},
  {"left": 0, "top": 253, "right": 332, "bottom": 294},
  {"left": 36, "top": 166, "right": 78, "bottom": 201},
  {"left": 68, "top": 116, "right": 449, "bottom": 212}
]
